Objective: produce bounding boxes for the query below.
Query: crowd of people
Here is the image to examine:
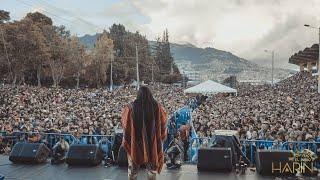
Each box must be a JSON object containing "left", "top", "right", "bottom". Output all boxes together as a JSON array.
[
  {"left": 0, "top": 83, "right": 189, "bottom": 153},
  {"left": 193, "top": 72, "right": 320, "bottom": 144},
  {"left": 1, "top": 71, "right": 320, "bottom": 155}
]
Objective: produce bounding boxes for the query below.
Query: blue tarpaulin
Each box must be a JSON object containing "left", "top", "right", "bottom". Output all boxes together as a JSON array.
[{"left": 164, "top": 106, "right": 198, "bottom": 151}]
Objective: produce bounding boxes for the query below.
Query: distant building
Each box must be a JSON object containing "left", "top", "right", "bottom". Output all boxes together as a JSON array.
[
  {"left": 289, "top": 44, "right": 319, "bottom": 72},
  {"left": 238, "top": 79, "right": 267, "bottom": 85},
  {"left": 184, "top": 71, "right": 201, "bottom": 81}
]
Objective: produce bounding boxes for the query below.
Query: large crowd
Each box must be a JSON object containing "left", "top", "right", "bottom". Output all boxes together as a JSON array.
[
  {"left": 0, "top": 83, "right": 188, "bottom": 145},
  {"left": 1, "top": 71, "right": 320, "bottom": 154},
  {"left": 193, "top": 72, "right": 320, "bottom": 144}
]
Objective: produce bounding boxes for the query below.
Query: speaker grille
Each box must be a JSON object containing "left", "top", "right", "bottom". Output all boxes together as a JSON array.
[
  {"left": 9, "top": 143, "right": 49, "bottom": 164},
  {"left": 66, "top": 144, "right": 103, "bottom": 166}
]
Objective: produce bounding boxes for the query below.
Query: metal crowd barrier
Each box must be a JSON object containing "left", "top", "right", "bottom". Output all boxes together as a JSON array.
[
  {"left": 3, "top": 130, "right": 320, "bottom": 167},
  {"left": 240, "top": 139, "right": 277, "bottom": 165},
  {"left": 1, "top": 132, "right": 114, "bottom": 150},
  {"left": 78, "top": 134, "right": 114, "bottom": 157},
  {"left": 188, "top": 138, "right": 320, "bottom": 165},
  {"left": 78, "top": 135, "right": 114, "bottom": 148},
  {"left": 0, "top": 132, "right": 117, "bottom": 160},
  {"left": 281, "top": 141, "right": 320, "bottom": 152},
  {"left": 43, "top": 133, "right": 78, "bottom": 148},
  {"left": 2, "top": 132, "right": 78, "bottom": 149}
]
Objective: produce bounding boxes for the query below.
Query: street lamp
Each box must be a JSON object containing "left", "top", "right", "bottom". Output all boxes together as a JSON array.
[
  {"left": 110, "top": 50, "right": 120, "bottom": 91},
  {"left": 135, "top": 44, "right": 140, "bottom": 90},
  {"left": 265, "top": 50, "right": 274, "bottom": 86},
  {"left": 304, "top": 24, "right": 320, "bottom": 93},
  {"left": 110, "top": 51, "right": 113, "bottom": 91},
  {"left": 120, "top": 44, "right": 150, "bottom": 90}
]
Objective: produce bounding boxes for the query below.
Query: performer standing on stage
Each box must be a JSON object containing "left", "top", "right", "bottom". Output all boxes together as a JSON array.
[{"left": 121, "top": 86, "right": 167, "bottom": 180}]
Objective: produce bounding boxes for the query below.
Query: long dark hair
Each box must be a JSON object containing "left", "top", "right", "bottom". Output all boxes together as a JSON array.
[{"left": 132, "top": 86, "right": 158, "bottom": 146}]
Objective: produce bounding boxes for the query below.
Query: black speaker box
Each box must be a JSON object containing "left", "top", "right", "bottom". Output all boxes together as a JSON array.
[
  {"left": 66, "top": 144, "right": 104, "bottom": 166},
  {"left": 117, "top": 145, "right": 128, "bottom": 167},
  {"left": 9, "top": 142, "right": 50, "bottom": 164},
  {"left": 112, "top": 131, "right": 123, "bottom": 162},
  {"left": 255, "top": 149, "right": 295, "bottom": 176},
  {"left": 197, "top": 147, "right": 233, "bottom": 172}
]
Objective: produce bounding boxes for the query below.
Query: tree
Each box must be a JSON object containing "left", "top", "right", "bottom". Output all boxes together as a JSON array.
[
  {"left": 3, "top": 19, "right": 49, "bottom": 85},
  {"left": 29, "top": 24, "right": 49, "bottom": 86},
  {"left": 25, "top": 12, "right": 52, "bottom": 26},
  {"left": 154, "top": 29, "right": 181, "bottom": 83},
  {"left": 43, "top": 25, "right": 70, "bottom": 87},
  {"left": 2, "top": 21, "right": 31, "bottom": 84},
  {"left": 0, "top": 10, "right": 10, "bottom": 24},
  {"left": 68, "top": 36, "right": 86, "bottom": 88},
  {"left": 87, "top": 32, "right": 114, "bottom": 88},
  {"left": 22, "top": 17, "right": 50, "bottom": 86},
  {"left": 18, "top": 12, "right": 51, "bottom": 86},
  {"left": 0, "top": 10, "right": 10, "bottom": 81},
  {"left": 109, "top": 24, "right": 126, "bottom": 57},
  {"left": 108, "top": 24, "right": 155, "bottom": 84},
  {"left": 0, "top": 12, "right": 52, "bottom": 85},
  {"left": 0, "top": 10, "right": 181, "bottom": 87}
]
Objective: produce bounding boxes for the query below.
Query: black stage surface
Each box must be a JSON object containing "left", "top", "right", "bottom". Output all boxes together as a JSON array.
[{"left": 0, "top": 156, "right": 318, "bottom": 180}]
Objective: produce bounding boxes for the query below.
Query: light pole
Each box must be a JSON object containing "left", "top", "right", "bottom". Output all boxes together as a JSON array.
[
  {"left": 304, "top": 24, "right": 320, "bottom": 93},
  {"left": 265, "top": 50, "right": 274, "bottom": 86},
  {"left": 110, "top": 50, "right": 114, "bottom": 91},
  {"left": 151, "top": 64, "right": 154, "bottom": 83},
  {"left": 120, "top": 44, "right": 151, "bottom": 90},
  {"left": 135, "top": 44, "right": 140, "bottom": 90},
  {"left": 133, "top": 44, "right": 149, "bottom": 90}
]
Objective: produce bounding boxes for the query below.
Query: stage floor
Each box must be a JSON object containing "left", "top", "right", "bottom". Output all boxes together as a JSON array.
[{"left": 0, "top": 155, "right": 316, "bottom": 180}]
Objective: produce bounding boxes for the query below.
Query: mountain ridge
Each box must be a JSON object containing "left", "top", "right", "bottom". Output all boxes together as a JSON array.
[
  {"left": 79, "top": 33, "right": 256, "bottom": 66},
  {"left": 78, "top": 34, "right": 293, "bottom": 82}
]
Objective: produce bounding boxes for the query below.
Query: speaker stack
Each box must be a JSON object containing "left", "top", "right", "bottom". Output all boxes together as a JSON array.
[
  {"left": 256, "top": 149, "right": 318, "bottom": 177},
  {"left": 9, "top": 142, "right": 50, "bottom": 164},
  {"left": 66, "top": 144, "right": 104, "bottom": 166},
  {"left": 255, "top": 149, "right": 295, "bottom": 176},
  {"left": 197, "top": 147, "right": 233, "bottom": 172}
]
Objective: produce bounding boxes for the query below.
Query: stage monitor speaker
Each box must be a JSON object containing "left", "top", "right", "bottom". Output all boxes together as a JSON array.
[
  {"left": 197, "top": 147, "right": 233, "bottom": 172},
  {"left": 9, "top": 142, "right": 50, "bottom": 164},
  {"left": 66, "top": 144, "right": 104, "bottom": 166},
  {"left": 112, "top": 130, "right": 123, "bottom": 162},
  {"left": 117, "top": 146, "right": 128, "bottom": 167},
  {"left": 255, "top": 149, "right": 295, "bottom": 176}
]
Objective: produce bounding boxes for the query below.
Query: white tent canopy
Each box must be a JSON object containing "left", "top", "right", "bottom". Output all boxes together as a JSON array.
[{"left": 184, "top": 80, "right": 237, "bottom": 95}]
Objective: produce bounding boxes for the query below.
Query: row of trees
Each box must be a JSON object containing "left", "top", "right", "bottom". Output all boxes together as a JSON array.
[{"left": 0, "top": 10, "right": 181, "bottom": 88}]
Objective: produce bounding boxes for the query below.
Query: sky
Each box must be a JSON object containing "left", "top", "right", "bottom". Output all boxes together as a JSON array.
[{"left": 1, "top": 0, "right": 320, "bottom": 69}]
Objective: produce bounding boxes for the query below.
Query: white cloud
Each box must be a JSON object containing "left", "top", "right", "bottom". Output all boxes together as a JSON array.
[
  {"left": 7, "top": 0, "right": 320, "bottom": 68},
  {"left": 31, "top": 6, "right": 45, "bottom": 14},
  {"left": 128, "top": 0, "right": 320, "bottom": 68}
]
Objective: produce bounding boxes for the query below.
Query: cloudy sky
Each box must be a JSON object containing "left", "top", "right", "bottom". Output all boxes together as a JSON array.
[{"left": 2, "top": 0, "right": 320, "bottom": 69}]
